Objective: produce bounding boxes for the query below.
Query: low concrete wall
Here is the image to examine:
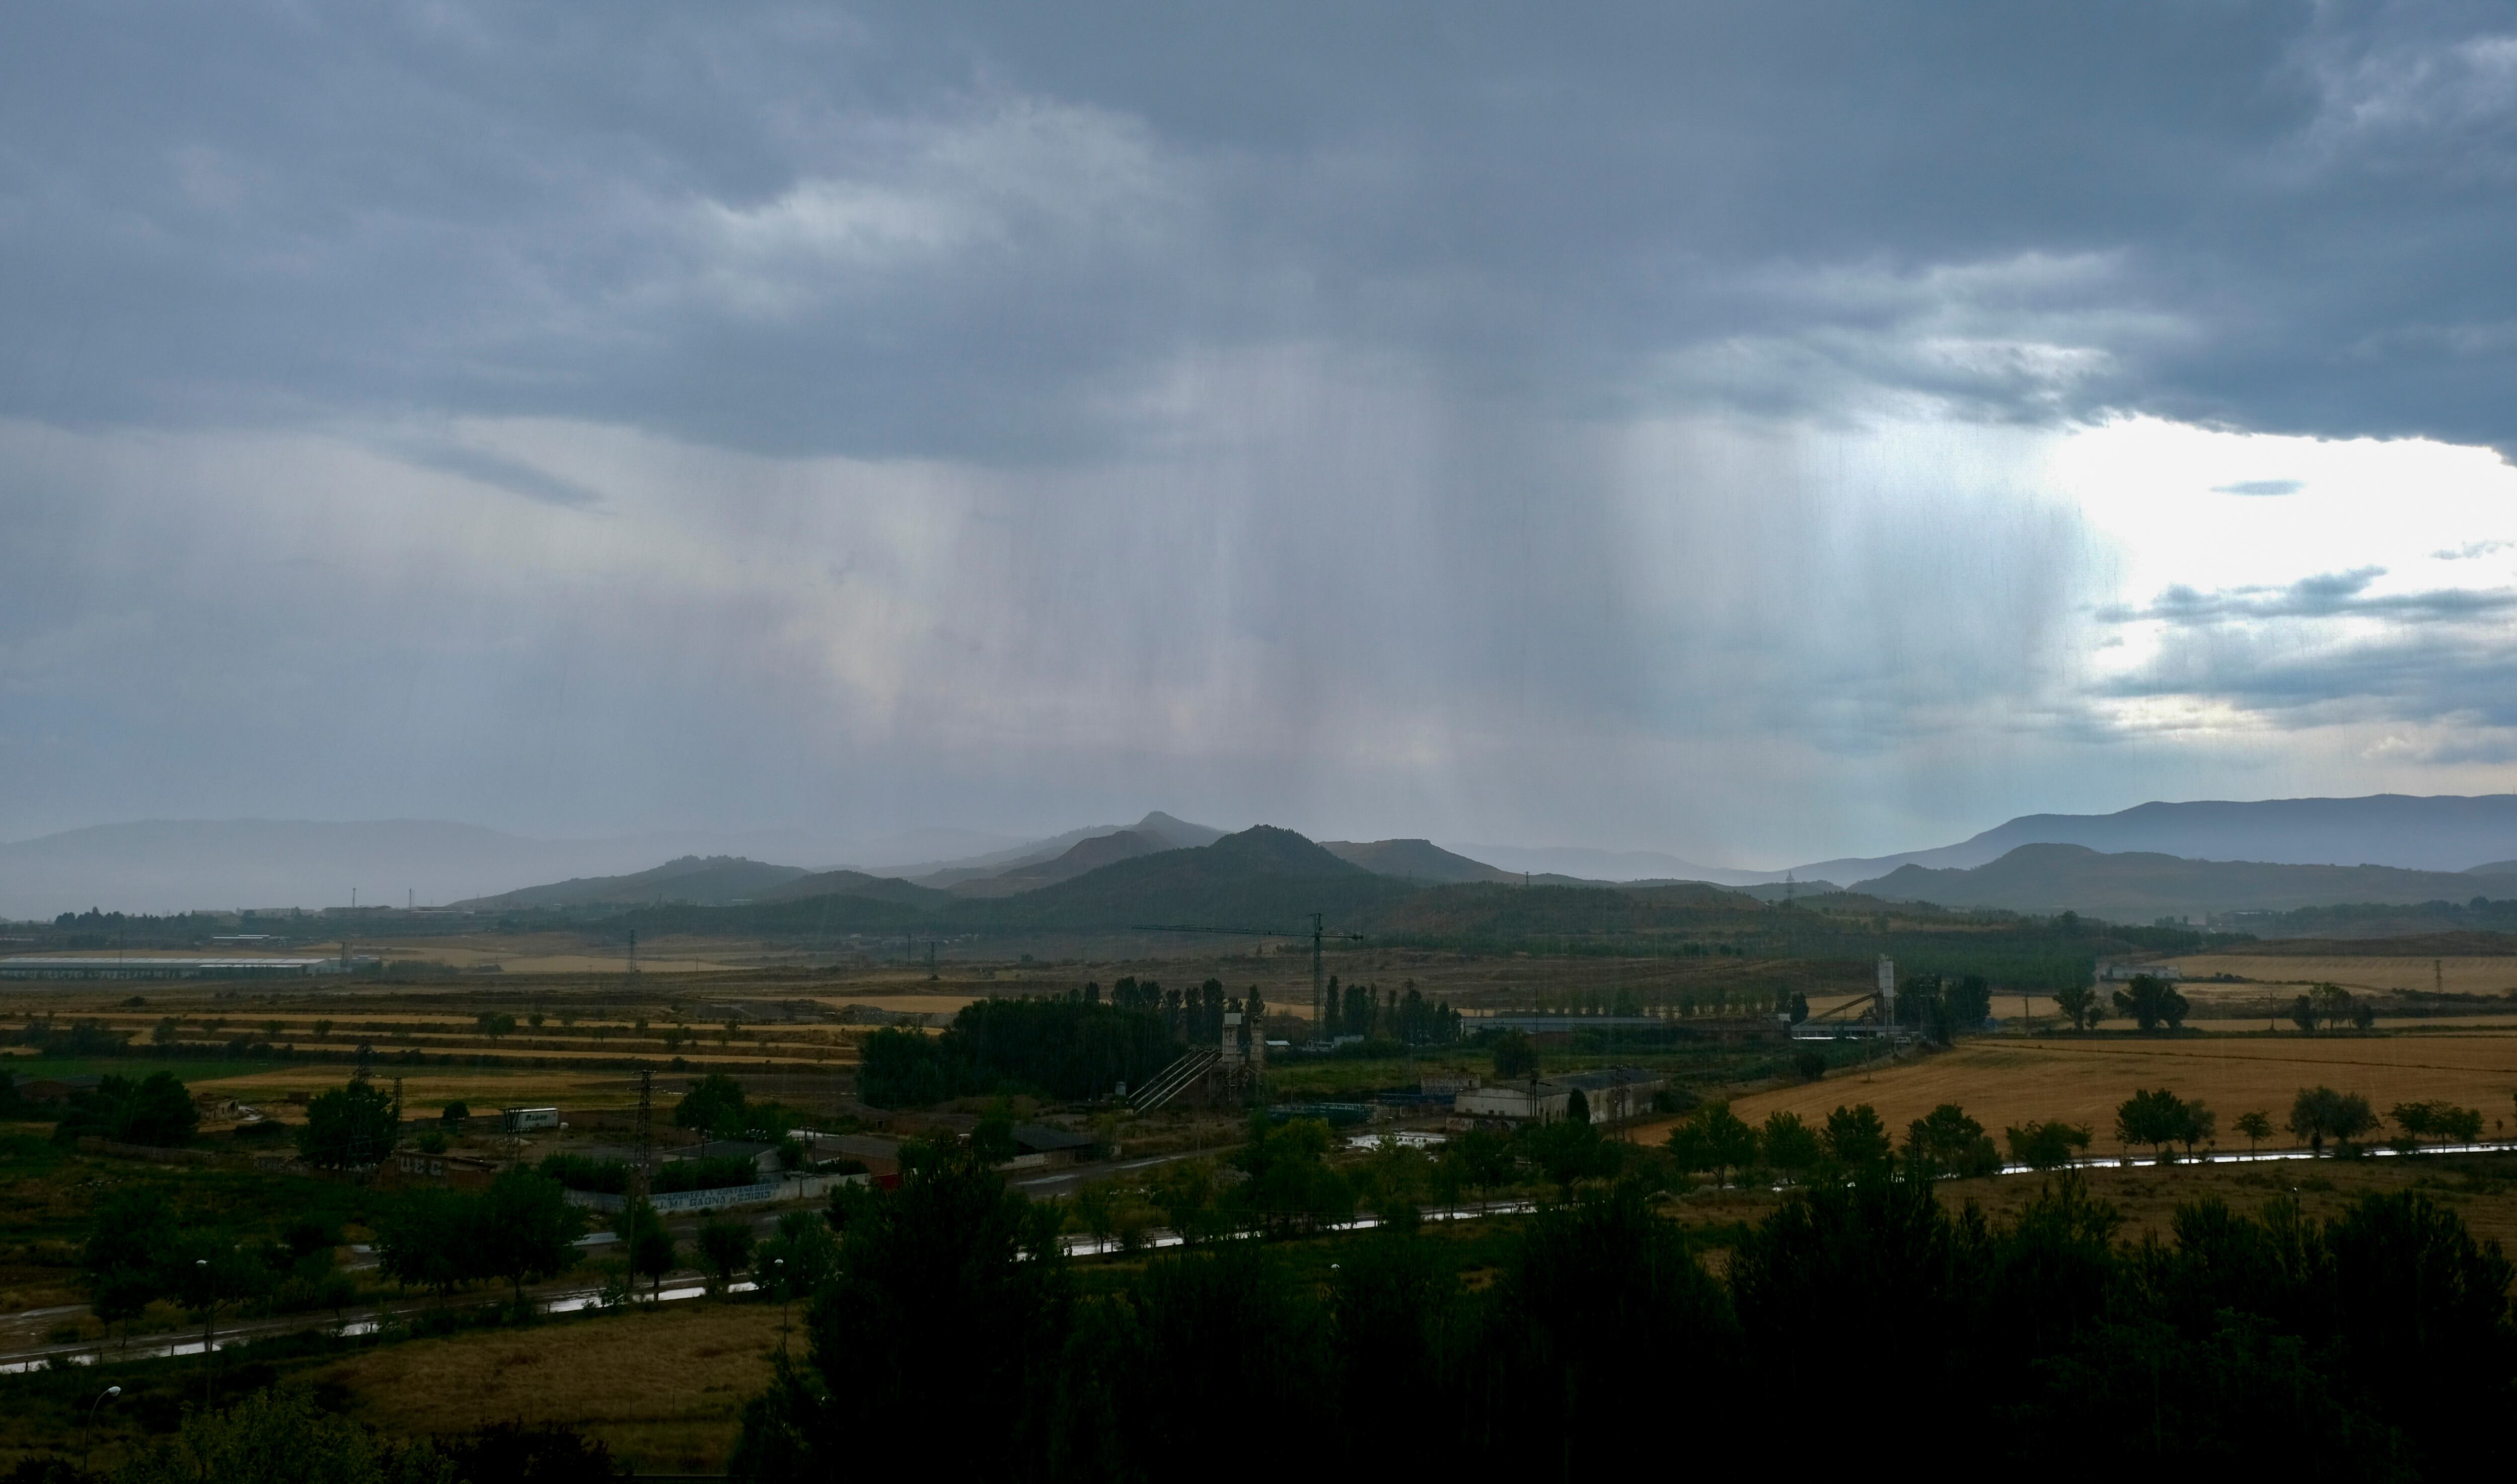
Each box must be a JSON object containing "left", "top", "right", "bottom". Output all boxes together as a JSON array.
[{"left": 565, "top": 1172, "right": 865, "bottom": 1215}]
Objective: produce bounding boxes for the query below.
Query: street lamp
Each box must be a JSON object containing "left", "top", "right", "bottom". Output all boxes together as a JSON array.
[{"left": 81, "top": 1385, "right": 121, "bottom": 1470}]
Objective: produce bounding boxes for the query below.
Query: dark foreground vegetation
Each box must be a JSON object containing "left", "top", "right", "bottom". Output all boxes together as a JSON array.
[
  {"left": 11, "top": 1133, "right": 2513, "bottom": 1481},
  {"left": 722, "top": 1142, "right": 2515, "bottom": 1482}
]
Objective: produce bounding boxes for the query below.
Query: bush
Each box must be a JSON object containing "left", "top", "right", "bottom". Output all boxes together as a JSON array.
[
  {"left": 52, "top": 1071, "right": 199, "bottom": 1147},
  {"left": 433, "top": 1422, "right": 613, "bottom": 1484}
]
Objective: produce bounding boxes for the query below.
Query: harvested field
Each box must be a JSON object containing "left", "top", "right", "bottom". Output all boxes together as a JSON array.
[
  {"left": 2166, "top": 952, "right": 2517, "bottom": 997},
  {"left": 318, "top": 1301, "right": 782, "bottom": 1473},
  {"left": 1639, "top": 1030, "right": 2517, "bottom": 1153}
]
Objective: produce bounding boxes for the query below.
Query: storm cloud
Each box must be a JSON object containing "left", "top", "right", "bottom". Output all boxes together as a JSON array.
[{"left": 4, "top": 2, "right": 2516, "bottom": 866}]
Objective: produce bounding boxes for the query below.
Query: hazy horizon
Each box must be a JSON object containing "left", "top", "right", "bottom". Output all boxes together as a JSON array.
[{"left": 9, "top": 5, "right": 2517, "bottom": 869}]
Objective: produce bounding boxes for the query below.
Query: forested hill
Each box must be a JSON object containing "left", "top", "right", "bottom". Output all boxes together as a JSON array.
[
  {"left": 952, "top": 825, "right": 1418, "bottom": 930},
  {"left": 453, "top": 854, "right": 810, "bottom": 909},
  {"left": 543, "top": 829, "right": 2248, "bottom": 989},
  {"left": 754, "top": 869, "right": 953, "bottom": 909}
]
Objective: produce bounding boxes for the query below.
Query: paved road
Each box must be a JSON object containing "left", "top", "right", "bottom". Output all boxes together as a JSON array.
[{"left": 1006, "top": 1143, "right": 1232, "bottom": 1200}]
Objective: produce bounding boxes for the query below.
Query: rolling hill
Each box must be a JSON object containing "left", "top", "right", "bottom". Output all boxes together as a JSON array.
[
  {"left": 1321, "top": 839, "right": 1517, "bottom": 884},
  {"left": 898, "top": 811, "right": 1228, "bottom": 887},
  {"left": 948, "top": 829, "right": 1173, "bottom": 896},
  {"left": 1854, "top": 843, "right": 2508, "bottom": 921},
  {"left": 454, "top": 855, "right": 811, "bottom": 909},
  {"left": 0, "top": 818, "right": 837, "bottom": 920},
  {"left": 752, "top": 869, "right": 954, "bottom": 909},
  {"left": 957, "top": 825, "right": 1418, "bottom": 931}
]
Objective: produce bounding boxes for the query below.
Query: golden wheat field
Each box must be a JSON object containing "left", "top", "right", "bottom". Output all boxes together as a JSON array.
[
  {"left": 318, "top": 1301, "right": 783, "bottom": 1472},
  {"left": 1698, "top": 1031, "right": 2517, "bottom": 1153},
  {"left": 2166, "top": 952, "right": 2517, "bottom": 997}
]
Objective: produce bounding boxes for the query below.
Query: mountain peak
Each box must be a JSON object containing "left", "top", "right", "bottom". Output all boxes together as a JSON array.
[{"left": 1132, "top": 811, "right": 1228, "bottom": 849}]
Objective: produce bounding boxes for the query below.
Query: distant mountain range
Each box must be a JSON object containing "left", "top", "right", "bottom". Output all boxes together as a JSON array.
[
  {"left": 0, "top": 819, "right": 843, "bottom": 921},
  {"left": 445, "top": 820, "right": 1518, "bottom": 917},
  {"left": 1445, "top": 843, "right": 1774, "bottom": 886},
  {"left": 1795, "top": 794, "right": 2517, "bottom": 881},
  {"left": 17, "top": 793, "right": 2517, "bottom": 925},
  {"left": 1849, "top": 844, "right": 2506, "bottom": 920}
]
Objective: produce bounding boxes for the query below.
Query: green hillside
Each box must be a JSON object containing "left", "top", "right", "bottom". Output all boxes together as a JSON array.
[
  {"left": 755, "top": 868, "right": 954, "bottom": 909},
  {"left": 454, "top": 854, "right": 810, "bottom": 909},
  {"left": 952, "top": 825, "right": 1418, "bottom": 931}
]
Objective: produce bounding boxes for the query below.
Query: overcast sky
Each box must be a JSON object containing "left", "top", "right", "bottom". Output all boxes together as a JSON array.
[{"left": 6, "top": 2, "right": 2517, "bottom": 868}]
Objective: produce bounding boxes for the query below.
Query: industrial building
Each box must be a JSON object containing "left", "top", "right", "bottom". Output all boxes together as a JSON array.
[{"left": 0, "top": 955, "right": 343, "bottom": 980}]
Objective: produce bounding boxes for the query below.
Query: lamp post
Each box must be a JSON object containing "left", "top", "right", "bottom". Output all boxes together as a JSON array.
[
  {"left": 774, "top": 1258, "right": 789, "bottom": 1356},
  {"left": 81, "top": 1385, "right": 121, "bottom": 1470}
]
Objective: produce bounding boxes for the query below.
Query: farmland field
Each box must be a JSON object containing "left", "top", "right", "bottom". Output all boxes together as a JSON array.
[
  {"left": 317, "top": 1302, "right": 782, "bottom": 1473},
  {"left": 2166, "top": 951, "right": 2517, "bottom": 997},
  {"left": 1638, "top": 1029, "right": 2517, "bottom": 1154}
]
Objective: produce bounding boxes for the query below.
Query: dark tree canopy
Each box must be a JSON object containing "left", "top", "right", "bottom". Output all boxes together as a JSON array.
[
  {"left": 53, "top": 1070, "right": 200, "bottom": 1148},
  {"left": 296, "top": 1076, "right": 399, "bottom": 1168},
  {"left": 674, "top": 1072, "right": 749, "bottom": 1135},
  {"left": 857, "top": 996, "right": 1179, "bottom": 1106}
]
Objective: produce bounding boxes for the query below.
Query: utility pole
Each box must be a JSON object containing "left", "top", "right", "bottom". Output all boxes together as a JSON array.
[
  {"left": 625, "top": 1066, "right": 654, "bottom": 1306},
  {"left": 634, "top": 1068, "right": 653, "bottom": 1181},
  {"left": 1131, "top": 918, "right": 1362, "bottom": 1046},
  {"left": 1309, "top": 913, "right": 1326, "bottom": 1035}
]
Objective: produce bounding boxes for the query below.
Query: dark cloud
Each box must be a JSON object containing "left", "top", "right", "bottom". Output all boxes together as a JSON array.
[
  {"left": 2103, "top": 569, "right": 2517, "bottom": 625},
  {"left": 4, "top": 3, "right": 2515, "bottom": 863},
  {"left": 2, "top": 3, "right": 2514, "bottom": 459}
]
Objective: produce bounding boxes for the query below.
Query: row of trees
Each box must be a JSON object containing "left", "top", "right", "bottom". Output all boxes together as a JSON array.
[
  {"left": 1890, "top": 972, "right": 1995, "bottom": 1042},
  {"left": 2291, "top": 981, "right": 2379, "bottom": 1032},
  {"left": 369, "top": 1169, "right": 585, "bottom": 1312},
  {"left": 2054, "top": 973, "right": 2192, "bottom": 1032},
  {"left": 1324, "top": 976, "right": 1464, "bottom": 1044},
  {"left": 731, "top": 1135, "right": 2516, "bottom": 1478},
  {"left": 1099, "top": 976, "right": 1238, "bottom": 1046},
  {"left": 1657, "top": 1085, "right": 2495, "bottom": 1185},
  {"left": 2122, "top": 1086, "right": 2488, "bottom": 1159},
  {"left": 1665, "top": 1099, "right": 2018, "bottom": 1182},
  {"left": 80, "top": 1191, "right": 354, "bottom": 1347},
  {"left": 2052, "top": 974, "right": 2403, "bottom": 1035}
]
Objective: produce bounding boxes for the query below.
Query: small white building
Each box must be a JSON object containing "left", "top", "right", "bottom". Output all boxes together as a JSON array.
[{"left": 1452, "top": 1068, "right": 1664, "bottom": 1126}]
